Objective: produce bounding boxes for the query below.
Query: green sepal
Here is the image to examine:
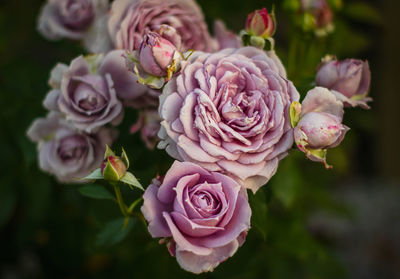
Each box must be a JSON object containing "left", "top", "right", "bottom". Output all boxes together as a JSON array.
[
  {"left": 250, "top": 36, "right": 266, "bottom": 49},
  {"left": 104, "top": 144, "right": 115, "bottom": 159},
  {"left": 120, "top": 172, "right": 144, "bottom": 191},
  {"left": 289, "top": 101, "right": 302, "bottom": 128},
  {"left": 133, "top": 65, "right": 165, "bottom": 89},
  {"left": 81, "top": 168, "right": 103, "bottom": 180},
  {"left": 103, "top": 157, "right": 120, "bottom": 181},
  {"left": 166, "top": 55, "right": 181, "bottom": 81},
  {"left": 120, "top": 147, "right": 129, "bottom": 169},
  {"left": 307, "top": 148, "right": 332, "bottom": 169}
]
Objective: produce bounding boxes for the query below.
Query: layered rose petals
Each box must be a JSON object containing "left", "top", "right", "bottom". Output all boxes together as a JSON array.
[
  {"left": 108, "top": 0, "right": 215, "bottom": 52},
  {"left": 141, "top": 161, "right": 251, "bottom": 274},
  {"left": 158, "top": 47, "right": 300, "bottom": 192},
  {"left": 27, "top": 113, "right": 116, "bottom": 182}
]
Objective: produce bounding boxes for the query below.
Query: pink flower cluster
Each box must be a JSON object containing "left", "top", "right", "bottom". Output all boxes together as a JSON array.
[{"left": 30, "top": 0, "right": 372, "bottom": 274}]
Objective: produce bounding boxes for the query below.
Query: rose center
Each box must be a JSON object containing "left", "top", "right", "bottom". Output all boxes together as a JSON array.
[{"left": 57, "top": 135, "right": 88, "bottom": 162}]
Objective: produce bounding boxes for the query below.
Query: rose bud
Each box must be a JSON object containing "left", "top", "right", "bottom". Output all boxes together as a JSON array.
[
  {"left": 294, "top": 112, "right": 347, "bottom": 152},
  {"left": 316, "top": 57, "right": 371, "bottom": 108},
  {"left": 301, "top": 0, "right": 333, "bottom": 28},
  {"left": 101, "top": 155, "right": 127, "bottom": 181},
  {"left": 156, "top": 24, "right": 182, "bottom": 51},
  {"left": 245, "top": 8, "right": 275, "bottom": 39},
  {"left": 139, "top": 32, "right": 181, "bottom": 77},
  {"left": 292, "top": 87, "right": 348, "bottom": 168}
]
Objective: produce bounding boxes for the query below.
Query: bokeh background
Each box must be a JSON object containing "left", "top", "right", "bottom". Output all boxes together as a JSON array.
[{"left": 1, "top": 0, "right": 399, "bottom": 278}]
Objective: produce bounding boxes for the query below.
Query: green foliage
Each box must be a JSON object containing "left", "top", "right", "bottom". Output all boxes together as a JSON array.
[
  {"left": 78, "top": 184, "right": 115, "bottom": 200},
  {"left": 96, "top": 217, "right": 135, "bottom": 246}
]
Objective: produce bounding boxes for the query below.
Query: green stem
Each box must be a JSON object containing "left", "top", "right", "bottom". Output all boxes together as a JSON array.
[
  {"left": 112, "top": 183, "right": 130, "bottom": 217},
  {"left": 127, "top": 197, "right": 143, "bottom": 214}
]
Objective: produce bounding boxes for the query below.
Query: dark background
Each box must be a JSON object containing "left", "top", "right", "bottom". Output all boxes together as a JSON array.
[{"left": 0, "top": 0, "right": 399, "bottom": 278}]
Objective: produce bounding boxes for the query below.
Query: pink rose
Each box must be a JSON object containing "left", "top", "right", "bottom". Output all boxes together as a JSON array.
[
  {"left": 108, "top": 0, "right": 215, "bottom": 52},
  {"left": 37, "top": 0, "right": 111, "bottom": 52},
  {"left": 27, "top": 113, "right": 116, "bottom": 183},
  {"left": 316, "top": 57, "right": 372, "bottom": 108},
  {"left": 158, "top": 47, "right": 300, "bottom": 192},
  {"left": 141, "top": 161, "right": 251, "bottom": 274}
]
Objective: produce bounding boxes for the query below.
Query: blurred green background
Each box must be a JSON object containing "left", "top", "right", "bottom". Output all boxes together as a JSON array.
[{"left": 1, "top": 0, "right": 399, "bottom": 278}]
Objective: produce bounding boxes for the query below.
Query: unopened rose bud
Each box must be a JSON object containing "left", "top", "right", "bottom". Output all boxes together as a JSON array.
[
  {"left": 294, "top": 111, "right": 347, "bottom": 151},
  {"left": 156, "top": 25, "right": 182, "bottom": 51},
  {"left": 101, "top": 156, "right": 127, "bottom": 181},
  {"left": 316, "top": 57, "right": 371, "bottom": 108},
  {"left": 245, "top": 8, "right": 275, "bottom": 39},
  {"left": 294, "top": 87, "right": 348, "bottom": 168},
  {"left": 139, "top": 32, "right": 181, "bottom": 77},
  {"left": 301, "top": 0, "right": 333, "bottom": 28}
]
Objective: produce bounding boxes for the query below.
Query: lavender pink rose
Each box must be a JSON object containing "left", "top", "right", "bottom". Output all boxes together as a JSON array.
[
  {"left": 141, "top": 161, "right": 251, "bottom": 274},
  {"left": 158, "top": 47, "right": 300, "bottom": 193},
  {"left": 27, "top": 113, "right": 116, "bottom": 182},
  {"left": 316, "top": 57, "right": 371, "bottom": 108},
  {"left": 38, "top": 0, "right": 111, "bottom": 52},
  {"left": 108, "top": 0, "right": 215, "bottom": 52}
]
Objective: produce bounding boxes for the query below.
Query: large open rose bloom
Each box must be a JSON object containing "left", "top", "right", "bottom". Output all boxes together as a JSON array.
[
  {"left": 141, "top": 161, "right": 251, "bottom": 274},
  {"left": 158, "top": 47, "right": 300, "bottom": 193},
  {"left": 108, "top": 0, "right": 215, "bottom": 52}
]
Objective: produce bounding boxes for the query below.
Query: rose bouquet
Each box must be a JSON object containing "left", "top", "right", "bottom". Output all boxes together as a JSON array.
[{"left": 28, "top": 0, "right": 372, "bottom": 274}]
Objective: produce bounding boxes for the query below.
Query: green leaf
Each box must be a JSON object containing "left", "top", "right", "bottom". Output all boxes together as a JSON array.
[
  {"left": 271, "top": 155, "right": 302, "bottom": 208},
  {"left": 78, "top": 184, "right": 114, "bottom": 200},
  {"left": 96, "top": 217, "right": 135, "bottom": 246},
  {"left": 120, "top": 172, "right": 144, "bottom": 191},
  {"left": 249, "top": 188, "right": 269, "bottom": 240},
  {"left": 81, "top": 168, "right": 103, "bottom": 180},
  {"left": 343, "top": 2, "right": 382, "bottom": 25}
]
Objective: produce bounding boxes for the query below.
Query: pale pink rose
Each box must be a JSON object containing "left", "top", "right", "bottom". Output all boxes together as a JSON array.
[
  {"left": 158, "top": 47, "right": 300, "bottom": 193},
  {"left": 108, "top": 0, "right": 215, "bottom": 52},
  {"left": 141, "top": 161, "right": 251, "bottom": 274},
  {"left": 316, "top": 57, "right": 372, "bottom": 108}
]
